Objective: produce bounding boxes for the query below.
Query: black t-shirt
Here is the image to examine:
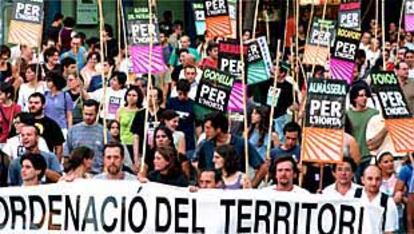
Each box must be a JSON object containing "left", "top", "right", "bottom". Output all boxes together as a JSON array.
[
  {"left": 253, "top": 78, "right": 294, "bottom": 118},
  {"left": 47, "top": 26, "right": 61, "bottom": 43},
  {"left": 34, "top": 116, "right": 65, "bottom": 151},
  {"left": 130, "top": 108, "right": 165, "bottom": 152},
  {"left": 148, "top": 170, "right": 188, "bottom": 187},
  {"left": 171, "top": 64, "right": 183, "bottom": 82},
  {"left": 42, "top": 63, "right": 62, "bottom": 77}
]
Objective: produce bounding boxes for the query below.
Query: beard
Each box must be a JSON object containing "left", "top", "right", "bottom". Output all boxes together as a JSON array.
[
  {"left": 30, "top": 108, "right": 42, "bottom": 117},
  {"left": 107, "top": 164, "right": 121, "bottom": 175}
]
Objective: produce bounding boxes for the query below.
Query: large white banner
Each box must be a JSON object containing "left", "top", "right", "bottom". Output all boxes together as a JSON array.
[{"left": 0, "top": 180, "right": 382, "bottom": 233}]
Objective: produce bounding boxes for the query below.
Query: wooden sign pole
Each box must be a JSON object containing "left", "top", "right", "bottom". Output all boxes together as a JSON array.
[
  {"left": 141, "top": 0, "right": 156, "bottom": 173},
  {"left": 397, "top": 0, "right": 406, "bottom": 58},
  {"left": 97, "top": 0, "right": 108, "bottom": 144},
  {"left": 265, "top": 40, "right": 281, "bottom": 185},
  {"left": 239, "top": 0, "right": 249, "bottom": 175}
]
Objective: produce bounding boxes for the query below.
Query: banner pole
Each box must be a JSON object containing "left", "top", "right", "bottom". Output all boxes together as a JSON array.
[
  {"left": 140, "top": 0, "right": 156, "bottom": 174},
  {"left": 381, "top": 0, "right": 386, "bottom": 68},
  {"left": 119, "top": 0, "right": 129, "bottom": 61},
  {"left": 310, "top": 0, "right": 328, "bottom": 77},
  {"left": 97, "top": 0, "right": 108, "bottom": 144},
  {"left": 265, "top": 40, "right": 281, "bottom": 185},
  {"left": 397, "top": 0, "right": 406, "bottom": 58},
  {"left": 117, "top": 0, "right": 122, "bottom": 62},
  {"left": 282, "top": 0, "right": 289, "bottom": 58},
  {"left": 319, "top": 163, "right": 324, "bottom": 192},
  {"left": 239, "top": 0, "right": 249, "bottom": 175},
  {"left": 252, "top": 0, "right": 260, "bottom": 39},
  {"left": 375, "top": 0, "right": 379, "bottom": 40}
]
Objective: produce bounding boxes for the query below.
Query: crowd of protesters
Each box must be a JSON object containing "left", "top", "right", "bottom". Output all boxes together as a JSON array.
[{"left": 0, "top": 7, "right": 414, "bottom": 233}]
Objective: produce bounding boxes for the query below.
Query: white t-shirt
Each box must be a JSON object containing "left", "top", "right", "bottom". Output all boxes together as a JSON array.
[
  {"left": 359, "top": 190, "right": 399, "bottom": 233},
  {"left": 2, "top": 135, "right": 50, "bottom": 160},
  {"left": 17, "top": 82, "right": 48, "bottom": 111},
  {"left": 89, "top": 88, "right": 126, "bottom": 120},
  {"left": 170, "top": 80, "right": 198, "bottom": 100},
  {"left": 323, "top": 182, "right": 362, "bottom": 198},
  {"left": 261, "top": 185, "right": 310, "bottom": 194}
]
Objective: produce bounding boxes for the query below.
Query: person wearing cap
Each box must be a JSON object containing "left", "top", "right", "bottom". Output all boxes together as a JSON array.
[
  {"left": 83, "top": 71, "right": 127, "bottom": 121},
  {"left": 346, "top": 84, "right": 387, "bottom": 182}
]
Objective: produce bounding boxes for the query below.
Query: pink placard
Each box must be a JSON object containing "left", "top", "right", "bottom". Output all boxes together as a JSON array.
[
  {"left": 130, "top": 45, "right": 168, "bottom": 74},
  {"left": 227, "top": 82, "right": 244, "bottom": 112},
  {"left": 330, "top": 58, "right": 355, "bottom": 85}
]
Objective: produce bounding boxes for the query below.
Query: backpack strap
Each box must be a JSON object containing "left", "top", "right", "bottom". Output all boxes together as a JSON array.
[
  {"left": 380, "top": 193, "right": 388, "bottom": 231},
  {"left": 354, "top": 187, "right": 363, "bottom": 198}
]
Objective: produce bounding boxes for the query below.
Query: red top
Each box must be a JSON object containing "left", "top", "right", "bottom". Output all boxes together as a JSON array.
[{"left": 0, "top": 103, "right": 21, "bottom": 143}]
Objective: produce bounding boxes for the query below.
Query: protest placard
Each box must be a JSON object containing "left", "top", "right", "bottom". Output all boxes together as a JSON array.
[
  {"left": 371, "top": 71, "right": 414, "bottom": 152},
  {"left": 8, "top": 0, "right": 44, "bottom": 48},
  {"left": 303, "top": 18, "right": 336, "bottom": 66},
  {"left": 406, "top": 0, "right": 414, "bottom": 32},
  {"left": 76, "top": 0, "right": 98, "bottom": 25},
  {"left": 126, "top": 7, "right": 159, "bottom": 45},
  {"left": 192, "top": 2, "right": 206, "bottom": 36},
  {"left": 330, "top": 27, "right": 362, "bottom": 84},
  {"left": 130, "top": 45, "right": 167, "bottom": 74},
  {"left": 228, "top": 81, "right": 244, "bottom": 112},
  {"left": 204, "top": 0, "right": 232, "bottom": 37},
  {"left": 218, "top": 39, "right": 247, "bottom": 77},
  {"left": 338, "top": 1, "right": 361, "bottom": 30},
  {"left": 301, "top": 78, "right": 347, "bottom": 163},
  {"left": 246, "top": 37, "right": 273, "bottom": 85},
  {"left": 0, "top": 180, "right": 381, "bottom": 233},
  {"left": 196, "top": 68, "right": 235, "bottom": 112}
]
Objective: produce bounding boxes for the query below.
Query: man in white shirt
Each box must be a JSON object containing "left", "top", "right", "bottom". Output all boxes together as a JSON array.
[
  {"left": 262, "top": 156, "right": 309, "bottom": 193},
  {"left": 94, "top": 142, "right": 136, "bottom": 180},
  {"left": 356, "top": 165, "right": 399, "bottom": 233},
  {"left": 323, "top": 157, "right": 361, "bottom": 198},
  {"left": 2, "top": 113, "right": 49, "bottom": 160},
  {"left": 171, "top": 65, "right": 199, "bottom": 100}
]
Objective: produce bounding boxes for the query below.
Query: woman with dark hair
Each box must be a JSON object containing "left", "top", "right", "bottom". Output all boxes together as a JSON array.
[
  {"left": 44, "top": 73, "right": 73, "bottom": 134},
  {"left": 18, "top": 64, "right": 47, "bottom": 111},
  {"left": 0, "top": 45, "right": 12, "bottom": 83},
  {"left": 42, "top": 47, "right": 61, "bottom": 77},
  {"left": 107, "top": 119, "right": 134, "bottom": 172},
  {"left": 116, "top": 86, "right": 143, "bottom": 166},
  {"left": 162, "top": 109, "right": 186, "bottom": 154},
  {"left": 377, "top": 152, "right": 397, "bottom": 196},
  {"left": 0, "top": 83, "right": 21, "bottom": 144},
  {"left": 80, "top": 52, "right": 101, "bottom": 90},
  {"left": 144, "top": 146, "right": 188, "bottom": 187},
  {"left": 59, "top": 146, "right": 94, "bottom": 182},
  {"left": 248, "top": 105, "right": 278, "bottom": 159},
  {"left": 213, "top": 144, "right": 251, "bottom": 189}
]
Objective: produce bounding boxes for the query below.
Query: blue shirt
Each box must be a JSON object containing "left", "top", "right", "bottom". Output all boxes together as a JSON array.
[
  {"left": 248, "top": 129, "right": 269, "bottom": 160},
  {"left": 398, "top": 165, "right": 412, "bottom": 189},
  {"left": 270, "top": 145, "right": 301, "bottom": 163},
  {"left": 60, "top": 47, "right": 87, "bottom": 71},
  {"left": 8, "top": 151, "right": 62, "bottom": 186},
  {"left": 194, "top": 135, "right": 263, "bottom": 171},
  {"left": 64, "top": 122, "right": 111, "bottom": 174},
  {"left": 44, "top": 91, "right": 73, "bottom": 129}
]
